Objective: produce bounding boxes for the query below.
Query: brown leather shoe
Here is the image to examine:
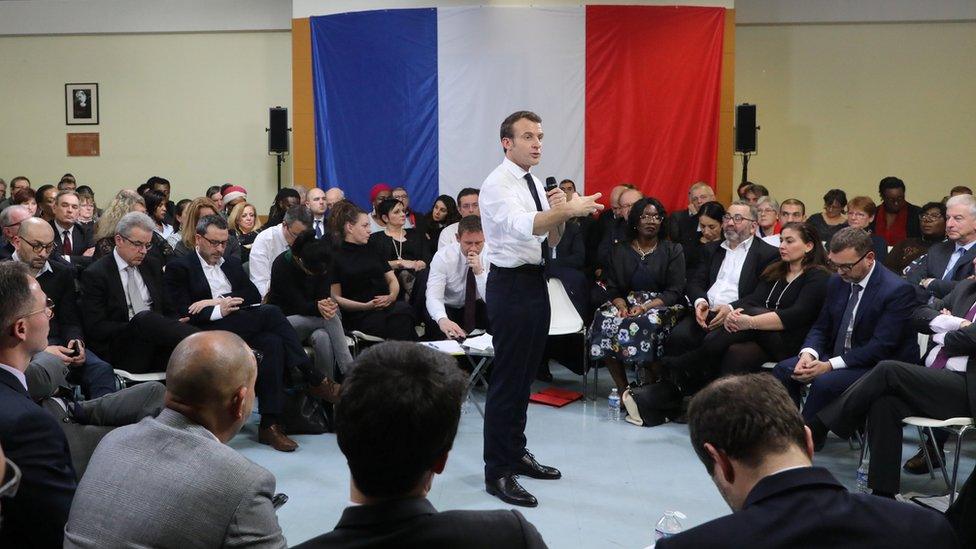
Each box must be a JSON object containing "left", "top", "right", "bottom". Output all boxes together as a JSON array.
[
  {"left": 258, "top": 424, "right": 298, "bottom": 452},
  {"left": 903, "top": 444, "right": 944, "bottom": 475},
  {"left": 307, "top": 378, "right": 342, "bottom": 404}
]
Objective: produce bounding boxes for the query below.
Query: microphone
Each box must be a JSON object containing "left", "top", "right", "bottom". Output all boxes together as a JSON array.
[{"left": 545, "top": 176, "right": 558, "bottom": 193}]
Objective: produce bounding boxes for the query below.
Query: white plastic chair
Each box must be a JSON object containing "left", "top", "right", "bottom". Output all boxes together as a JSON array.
[
  {"left": 902, "top": 416, "right": 975, "bottom": 504},
  {"left": 546, "top": 278, "right": 591, "bottom": 398},
  {"left": 113, "top": 369, "right": 166, "bottom": 389}
]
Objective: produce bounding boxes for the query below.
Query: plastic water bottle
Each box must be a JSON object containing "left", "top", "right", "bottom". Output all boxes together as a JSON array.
[
  {"left": 608, "top": 388, "right": 620, "bottom": 421},
  {"left": 856, "top": 461, "right": 870, "bottom": 494},
  {"left": 654, "top": 511, "right": 686, "bottom": 541}
]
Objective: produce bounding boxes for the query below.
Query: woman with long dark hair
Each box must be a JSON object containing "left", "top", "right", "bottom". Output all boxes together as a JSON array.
[
  {"left": 680, "top": 200, "right": 725, "bottom": 276},
  {"left": 422, "top": 194, "right": 461, "bottom": 245}
]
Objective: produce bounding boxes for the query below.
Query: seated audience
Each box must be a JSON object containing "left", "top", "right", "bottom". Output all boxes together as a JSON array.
[
  {"left": 305, "top": 187, "right": 328, "bottom": 238},
  {"left": 221, "top": 184, "right": 248, "bottom": 214},
  {"left": 950, "top": 185, "right": 973, "bottom": 197},
  {"left": 558, "top": 179, "right": 601, "bottom": 273},
  {"left": 741, "top": 183, "right": 768, "bottom": 205},
  {"left": 392, "top": 186, "right": 418, "bottom": 229},
  {"left": 763, "top": 198, "right": 806, "bottom": 246},
  {"left": 0, "top": 176, "right": 31, "bottom": 213},
  {"left": 330, "top": 202, "right": 417, "bottom": 340},
  {"left": 267, "top": 230, "right": 351, "bottom": 389},
  {"left": 250, "top": 205, "right": 312, "bottom": 298},
  {"left": 665, "top": 201, "right": 778, "bottom": 370},
  {"left": 172, "top": 196, "right": 241, "bottom": 261},
  {"left": 143, "top": 188, "right": 175, "bottom": 240},
  {"left": 205, "top": 185, "right": 224, "bottom": 211},
  {"left": 772, "top": 227, "right": 919, "bottom": 423},
  {"left": 0, "top": 205, "right": 31, "bottom": 260},
  {"left": 437, "top": 188, "right": 480, "bottom": 250},
  {"left": 424, "top": 215, "right": 490, "bottom": 340},
  {"left": 367, "top": 183, "right": 393, "bottom": 233},
  {"left": 291, "top": 184, "right": 310, "bottom": 205},
  {"left": 656, "top": 374, "right": 958, "bottom": 548},
  {"left": 594, "top": 184, "right": 631, "bottom": 249},
  {"left": 597, "top": 187, "right": 643, "bottom": 271},
  {"left": 845, "top": 196, "right": 888, "bottom": 263},
  {"left": 324, "top": 186, "right": 345, "bottom": 215},
  {"left": 294, "top": 342, "right": 547, "bottom": 548},
  {"left": 265, "top": 187, "right": 301, "bottom": 228},
  {"left": 0, "top": 178, "right": 5, "bottom": 203},
  {"left": 94, "top": 189, "right": 174, "bottom": 265},
  {"left": 663, "top": 223, "right": 829, "bottom": 387},
  {"left": 590, "top": 197, "right": 686, "bottom": 395},
  {"left": 50, "top": 190, "right": 95, "bottom": 268},
  {"left": 678, "top": 201, "right": 724, "bottom": 276},
  {"left": 886, "top": 201, "right": 946, "bottom": 274},
  {"left": 147, "top": 176, "right": 175, "bottom": 221},
  {"left": 14, "top": 218, "right": 116, "bottom": 399},
  {"left": 0, "top": 262, "right": 76, "bottom": 548},
  {"left": 81, "top": 212, "right": 199, "bottom": 374},
  {"left": 668, "top": 181, "right": 715, "bottom": 245},
  {"left": 873, "top": 176, "right": 921, "bottom": 246},
  {"left": 547, "top": 193, "right": 589, "bottom": 318},
  {"left": 57, "top": 174, "right": 77, "bottom": 191},
  {"left": 227, "top": 201, "right": 262, "bottom": 262},
  {"left": 906, "top": 195, "right": 975, "bottom": 298},
  {"left": 368, "top": 198, "right": 428, "bottom": 301},
  {"left": 10, "top": 187, "right": 37, "bottom": 217},
  {"left": 75, "top": 187, "right": 97, "bottom": 232},
  {"left": 755, "top": 196, "right": 780, "bottom": 238},
  {"left": 170, "top": 197, "right": 191, "bottom": 239},
  {"left": 422, "top": 194, "right": 460, "bottom": 246},
  {"left": 64, "top": 331, "right": 287, "bottom": 548},
  {"left": 164, "top": 214, "right": 336, "bottom": 451},
  {"left": 807, "top": 188, "right": 848, "bottom": 244},
  {"left": 35, "top": 184, "right": 57, "bottom": 222}
]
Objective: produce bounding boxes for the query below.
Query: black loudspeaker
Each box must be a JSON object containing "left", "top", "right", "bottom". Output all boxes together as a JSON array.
[
  {"left": 735, "top": 103, "right": 757, "bottom": 154},
  {"left": 268, "top": 107, "right": 289, "bottom": 154}
]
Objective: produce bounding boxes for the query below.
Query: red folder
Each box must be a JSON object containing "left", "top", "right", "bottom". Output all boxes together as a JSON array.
[{"left": 529, "top": 387, "right": 584, "bottom": 407}]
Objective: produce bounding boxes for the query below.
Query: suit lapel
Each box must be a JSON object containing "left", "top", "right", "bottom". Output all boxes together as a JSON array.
[
  {"left": 739, "top": 241, "right": 760, "bottom": 295},
  {"left": 953, "top": 245, "right": 976, "bottom": 279},
  {"left": 951, "top": 283, "right": 976, "bottom": 318},
  {"left": 851, "top": 264, "right": 883, "bottom": 333},
  {"left": 0, "top": 368, "right": 30, "bottom": 398},
  {"left": 710, "top": 246, "right": 725, "bottom": 285},
  {"left": 138, "top": 262, "right": 162, "bottom": 308}
]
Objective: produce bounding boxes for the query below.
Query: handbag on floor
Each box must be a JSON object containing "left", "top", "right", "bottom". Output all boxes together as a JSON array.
[
  {"left": 280, "top": 388, "right": 333, "bottom": 435},
  {"left": 622, "top": 381, "right": 682, "bottom": 427}
]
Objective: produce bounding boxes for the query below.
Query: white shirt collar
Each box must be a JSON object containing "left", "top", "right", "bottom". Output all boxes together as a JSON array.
[
  {"left": 853, "top": 259, "right": 878, "bottom": 290},
  {"left": 0, "top": 362, "right": 28, "bottom": 392},
  {"left": 955, "top": 240, "right": 976, "bottom": 252},
  {"left": 11, "top": 251, "right": 52, "bottom": 277},
  {"left": 113, "top": 248, "right": 134, "bottom": 273},
  {"left": 502, "top": 156, "right": 531, "bottom": 180},
  {"left": 54, "top": 220, "right": 73, "bottom": 233},
  {"left": 195, "top": 249, "right": 225, "bottom": 269},
  {"left": 722, "top": 235, "right": 755, "bottom": 253}
]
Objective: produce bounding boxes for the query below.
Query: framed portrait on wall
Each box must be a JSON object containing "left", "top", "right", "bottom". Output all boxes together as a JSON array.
[{"left": 65, "top": 83, "right": 99, "bottom": 125}]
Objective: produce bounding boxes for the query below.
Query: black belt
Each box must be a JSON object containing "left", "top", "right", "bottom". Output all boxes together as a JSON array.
[{"left": 490, "top": 263, "right": 545, "bottom": 274}]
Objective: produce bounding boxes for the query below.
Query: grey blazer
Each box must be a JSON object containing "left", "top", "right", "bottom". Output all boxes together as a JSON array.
[
  {"left": 64, "top": 408, "right": 286, "bottom": 549},
  {"left": 906, "top": 239, "right": 976, "bottom": 298}
]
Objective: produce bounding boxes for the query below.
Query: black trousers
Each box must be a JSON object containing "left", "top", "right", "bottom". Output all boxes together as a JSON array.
[
  {"left": 484, "top": 266, "right": 550, "bottom": 480},
  {"left": 818, "top": 360, "right": 971, "bottom": 494},
  {"left": 106, "top": 311, "right": 199, "bottom": 374},
  {"left": 346, "top": 302, "right": 417, "bottom": 341},
  {"left": 206, "top": 304, "right": 322, "bottom": 418}
]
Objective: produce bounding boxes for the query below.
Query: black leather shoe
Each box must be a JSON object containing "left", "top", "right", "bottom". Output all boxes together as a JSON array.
[
  {"left": 516, "top": 452, "right": 562, "bottom": 480},
  {"left": 903, "top": 444, "right": 945, "bottom": 475},
  {"left": 486, "top": 475, "right": 538, "bottom": 507}
]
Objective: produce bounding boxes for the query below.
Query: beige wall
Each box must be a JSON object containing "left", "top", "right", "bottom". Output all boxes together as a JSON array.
[
  {"left": 734, "top": 21, "right": 976, "bottom": 211},
  {"left": 0, "top": 31, "right": 292, "bottom": 211}
]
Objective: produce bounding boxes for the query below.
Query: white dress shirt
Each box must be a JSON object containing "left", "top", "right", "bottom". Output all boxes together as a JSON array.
[
  {"left": 426, "top": 242, "right": 490, "bottom": 322},
  {"left": 437, "top": 222, "right": 459, "bottom": 251},
  {"left": 0, "top": 362, "right": 28, "bottom": 391},
  {"left": 248, "top": 224, "right": 288, "bottom": 298},
  {"left": 113, "top": 248, "right": 151, "bottom": 308},
  {"left": 196, "top": 250, "right": 233, "bottom": 321},
  {"left": 312, "top": 216, "right": 326, "bottom": 239},
  {"left": 802, "top": 260, "right": 878, "bottom": 369},
  {"left": 762, "top": 234, "right": 781, "bottom": 247},
  {"left": 480, "top": 157, "right": 550, "bottom": 268},
  {"left": 698, "top": 236, "right": 755, "bottom": 309},
  {"left": 11, "top": 251, "right": 52, "bottom": 278},
  {"left": 925, "top": 312, "right": 972, "bottom": 372}
]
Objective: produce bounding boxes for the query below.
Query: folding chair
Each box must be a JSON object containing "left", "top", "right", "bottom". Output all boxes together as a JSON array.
[
  {"left": 546, "top": 278, "right": 591, "bottom": 399},
  {"left": 114, "top": 369, "right": 166, "bottom": 389},
  {"left": 902, "top": 416, "right": 975, "bottom": 504}
]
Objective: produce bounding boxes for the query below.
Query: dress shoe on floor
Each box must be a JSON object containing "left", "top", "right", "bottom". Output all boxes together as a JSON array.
[
  {"left": 486, "top": 475, "right": 538, "bottom": 507},
  {"left": 259, "top": 424, "right": 299, "bottom": 452},
  {"left": 307, "top": 378, "right": 342, "bottom": 404},
  {"left": 903, "top": 444, "right": 945, "bottom": 475},
  {"left": 516, "top": 452, "right": 562, "bottom": 480}
]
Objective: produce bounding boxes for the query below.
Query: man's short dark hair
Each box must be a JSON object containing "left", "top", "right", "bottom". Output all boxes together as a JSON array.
[
  {"left": 560, "top": 179, "right": 576, "bottom": 191},
  {"left": 499, "top": 110, "right": 542, "bottom": 153},
  {"left": 879, "top": 176, "right": 905, "bottom": 194},
  {"left": 0, "top": 262, "right": 32, "bottom": 331},
  {"left": 829, "top": 226, "right": 872, "bottom": 255},
  {"left": 195, "top": 213, "right": 228, "bottom": 236},
  {"left": 10, "top": 176, "right": 30, "bottom": 189},
  {"left": 781, "top": 198, "right": 806, "bottom": 215},
  {"left": 147, "top": 176, "right": 170, "bottom": 189},
  {"left": 456, "top": 188, "right": 479, "bottom": 203},
  {"left": 336, "top": 342, "right": 466, "bottom": 499},
  {"left": 457, "top": 215, "right": 483, "bottom": 236},
  {"left": 688, "top": 374, "right": 807, "bottom": 473}
]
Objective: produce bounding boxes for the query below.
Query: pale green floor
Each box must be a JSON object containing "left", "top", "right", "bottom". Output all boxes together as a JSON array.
[{"left": 230, "top": 365, "right": 972, "bottom": 548}]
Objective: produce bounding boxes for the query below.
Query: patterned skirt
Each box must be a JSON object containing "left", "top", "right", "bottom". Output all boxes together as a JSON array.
[{"left": 587, "top": 291, "right": 685, "bottom": 365}]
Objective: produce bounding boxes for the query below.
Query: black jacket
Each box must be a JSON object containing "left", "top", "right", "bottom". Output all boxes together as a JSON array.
[
  {"left": 685, "top": 237, "right": 779, "bottom": 305},
  {"left": 36, "top": 260, "right": 84, "bottom": 345},
  {"left": 163, "top": 252, "right": 261, "bottom": 325},
  {"left": 906, "top": 239, "right": 976, "bottom": 299},
  {"left": 50, "top": 220, "right": 94, "bottom": 268},
  {"left": 266, "top": 251, "right": 331, "bottom": 317}
]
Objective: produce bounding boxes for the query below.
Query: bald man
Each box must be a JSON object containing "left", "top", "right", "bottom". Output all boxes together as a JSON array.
[
  {"left": 307, "top": 188, "right": 328, "bottom": 239},
  {"left": 0, "top": 204, "right": 31, "bottom": 260},
  {"left": 65, "top": 331, "right": 287, "bottom": 548},
  {"left": 597, "top": 187, "right": 643, "bottom": 270}
]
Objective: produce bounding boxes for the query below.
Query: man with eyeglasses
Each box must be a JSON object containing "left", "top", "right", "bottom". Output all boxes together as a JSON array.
[
  {"left": 249, "top": 204, "right": 312, "bottom": 299},
  {"left": 164, "top": 214, "right": 338, "bottom": 452},
  {"left": 665, "top": 201, "right": 778, "bottom": 382},
  {"left": 907, "top": 194, "right": 976, "bottom": 300},
  {"left": 0, "top": 261, "right": 77, "bottom": 548},
  {"left": 80, "top": 212, "right": 199, "bottom": 375},
  {"left": 772, "top": 227, "right": 919, "bottom": 430},
  {"left": 0, "top": 205, "right": 31, "bottom": 261}
]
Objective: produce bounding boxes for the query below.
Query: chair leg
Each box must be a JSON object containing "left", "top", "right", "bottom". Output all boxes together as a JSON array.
[
  {"left": 917, "top": 426, "right": 937, "bottom": 481},
  {"left": 927, "top": 427, "right": 951, "bottom": 489},
  {"left": 950, "top": 426, "right": 971, "bottom": 505},
  {"left": 859, "top": 426, "right": 870, "bottom": 467}
]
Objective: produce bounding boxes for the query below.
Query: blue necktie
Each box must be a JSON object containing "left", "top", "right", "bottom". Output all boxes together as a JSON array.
[
  {"left": 942, "top": 247, "right": 966, "bottom": 280},
  {"left": 314, "top": 220, "right": 323, "bottom": 239},
  {"left": 833, "top": 283, "right": 862, "bottom": 357}
]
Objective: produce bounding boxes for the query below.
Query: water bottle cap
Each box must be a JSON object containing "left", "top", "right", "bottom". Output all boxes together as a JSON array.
[
  {"left": 666, "top": 511, "right": 687, "bottom": 520},
  {"left": 610, "top": 388, "right": 618, "bottom": 394}
]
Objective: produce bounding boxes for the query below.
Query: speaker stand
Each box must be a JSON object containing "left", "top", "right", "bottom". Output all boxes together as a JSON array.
[
  {"left": 273, "top": 152, "right": 288, "bottom": 192},
  {"left": 740, "top": 153, "right": 751, "bottom": 187}
]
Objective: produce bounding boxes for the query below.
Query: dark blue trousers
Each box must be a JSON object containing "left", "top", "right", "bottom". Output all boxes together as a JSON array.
[
  {"left": 484, "top": 266, "right": 550, "bottom": 480},
  {"left": 772, "top": 356, "right": 869, "bottom": 423},
  {"left": 71, "top": 349, "right": 116, "bottom": 399}
]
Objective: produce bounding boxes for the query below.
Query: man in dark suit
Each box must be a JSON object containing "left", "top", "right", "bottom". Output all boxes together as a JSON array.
[
  {"left": 658, "top": 374, "right": 957, "bottom": 548},
  {"left": 772, "top": 227, "right": 920, "bottom": 424},
  {"left": 295, "top": 342, "right": 547, "bottom": 548},
  {"left": 668, "top": 181, "right": 715, "bottom": 244},
  {"left": 665, "top": 201, "right": 779, "bottom": 366},
  {"left": 0, "top": 262, "right": 77, "bottom": 548},
  {"left": 596, "top": 187, "right": 642, "bottom": 271},
  {"left": 50, "top": 190, "right": 95, "bottom": 269},
  {"left": 163, "top": 214, "right": 337, "bottom": 452},
  {"left": 79, "top": 212, "right": 198, "bottom": 374},
  {"left": 813, "top": 277, "right": 976, "bottom": 498},
  {"left": 13, "top": 218, "right": 116, "bottom": 399},
  {"left": 907, "top": 193, "right": 976, "bottom": 299}
]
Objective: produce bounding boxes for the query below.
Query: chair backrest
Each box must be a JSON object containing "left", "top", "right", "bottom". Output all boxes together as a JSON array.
[{"left": 547, "top": 278, "right": 583, "bottom": 335}]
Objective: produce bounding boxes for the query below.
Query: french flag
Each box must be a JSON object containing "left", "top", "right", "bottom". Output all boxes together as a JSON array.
[{"left": 310, "top": 5, "right": 725, "bottom": 212}]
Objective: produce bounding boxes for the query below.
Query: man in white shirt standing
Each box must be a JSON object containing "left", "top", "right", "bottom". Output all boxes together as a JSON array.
[
  {"left": 425, "top": 215, "right": 489, "bottom": 340},
  {"left": 479, "top": 110, "right": 603, "bottom": 507},
  {"left": 249, "top": 205, "right": 312, "bottom": 298}
]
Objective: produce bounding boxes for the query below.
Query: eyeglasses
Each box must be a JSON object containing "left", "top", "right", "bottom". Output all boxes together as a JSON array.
[
  {"left": 757, "top": 208, "right": 778, "bottom": 215},
  {"left": 827, "top": 250, "right": 871, "bottom": 273},
  {"left": 920, "top": 213, "right": 944, "bottom": 221},
  {"left": 639, "top": 214, "right": 663, "bottom": 223},
  {"left": 19, "top": 298, "right": 55, "bottom": 321},
  {"left": 199, "top": 235, "right": 228, "bottom": 248},
  {"left": 119, "top": 234, "right": 153, "bottom": 250},
  {"left": 23, "top": 239, "right": 57, "bottom": 253},
  {"left": 722, "top": 214, "right": 756, "bottom": 224},
  {"left": 0, "top": 458, "right": 21, "bottom": 499}
]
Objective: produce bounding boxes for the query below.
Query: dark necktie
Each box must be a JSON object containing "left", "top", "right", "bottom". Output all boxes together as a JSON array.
[
  {"left": 929, "top": 302, "right": 976, "bottom": 369},
  {"left": 833, "top": 283, "right": 862, "bottom": 357},
  {"left": 314, "top": 220, "right": 323, "bottom": 239},
  {"left": 523, "top": 173, "right": 548, "bottom": 265},
  {"left": 942, "top": 248, "right": 966, "bottom": 280},
  {"left": 463, "top": 267, "right": 477, "bottom": 332},
  {"left": 62, "top": 229, "right": 72, "bottom": 255}
]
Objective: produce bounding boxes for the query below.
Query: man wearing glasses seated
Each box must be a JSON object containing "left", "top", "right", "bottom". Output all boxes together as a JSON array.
[
  {"left": 772, "top": 227, "right": 920, "bottom": 429},
  {"left": 79, "top": 212, "right": 199, "bottom": 375}
]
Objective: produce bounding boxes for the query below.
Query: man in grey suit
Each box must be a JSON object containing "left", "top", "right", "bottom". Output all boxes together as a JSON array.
[
  {"left": 907, "top": 193, "right": 976, "bottom": 299},
  {"left": 64, "top": 331, "right": 286, "bottom": 548}
]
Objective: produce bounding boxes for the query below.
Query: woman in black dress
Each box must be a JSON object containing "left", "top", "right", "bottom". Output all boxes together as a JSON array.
[
  {"left": 330, "top": 202, "right": 417, "bottom": 340},
  {"left": 663, "top": 222, "right": 830, "bottom": 390},
  {"left": 368, "top": 198, "right": 429, "bottom": 302},
  {"left": 588, "top": 197, "right": 686, "bottom": 395}
]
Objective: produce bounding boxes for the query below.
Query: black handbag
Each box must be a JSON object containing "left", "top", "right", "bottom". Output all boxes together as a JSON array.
[
  {"left": 622, "top": 381, "right": 683, "bottom": 427},
  {"left": 280, "top": 388, "right": 333, "bottom": 435}
]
